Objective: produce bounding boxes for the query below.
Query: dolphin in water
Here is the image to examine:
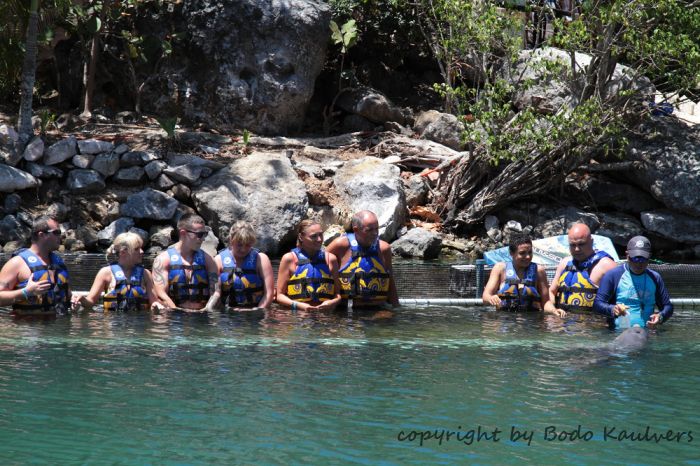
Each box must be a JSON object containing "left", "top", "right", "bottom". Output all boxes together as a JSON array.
[
  {"left": 609, "top": 326, "right": 649, "bottom": 354},
  {"left": 570, "top": 327, "right": 649, "bottom": 369}
]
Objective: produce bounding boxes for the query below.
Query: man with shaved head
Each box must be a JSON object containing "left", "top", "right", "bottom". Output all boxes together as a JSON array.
[
  {"left": 547, "top": 223, "right": 617, "bottom": 315},
  {"left": 326, "top": 210, "right": 398, "bottom": 310}
]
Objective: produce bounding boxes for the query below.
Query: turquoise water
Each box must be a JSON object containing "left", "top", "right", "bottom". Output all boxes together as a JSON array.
[{"left": 1, "top": 307, "right": 699, "bottom": 465}]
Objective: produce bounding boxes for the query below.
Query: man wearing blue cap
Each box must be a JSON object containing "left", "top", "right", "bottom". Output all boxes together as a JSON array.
[{"left": 593, "top": 236, "right": 673, "bottom": 329}]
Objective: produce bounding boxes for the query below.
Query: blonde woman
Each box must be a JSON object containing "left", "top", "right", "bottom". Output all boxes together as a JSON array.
[
  {"left": 276, "top": 220, "right": 341, "bottom": 312},
  {"left": 72, "top": 232, "right": 163, "bottom": 311},
  {"left": 211, "top": 221, "right": 275, "bottom": 311}
]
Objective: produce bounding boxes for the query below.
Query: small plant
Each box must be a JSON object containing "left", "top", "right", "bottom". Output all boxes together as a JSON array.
[
  {"left": 38, "top": 109, "right": 57, "bottom": 134},
  {"left": 239, "top": 128, "right": 252, "bottom": 154},
  {"left": 156, "top": 116, "right": 178, "bottom": 139},
  {"left": 330, "top": 19, "right": 358, "bottom": 92}
]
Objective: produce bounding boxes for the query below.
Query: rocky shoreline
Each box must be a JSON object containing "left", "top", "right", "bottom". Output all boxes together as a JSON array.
[{"left": 1, "top": 96, "right": 700, "bottom": 262}]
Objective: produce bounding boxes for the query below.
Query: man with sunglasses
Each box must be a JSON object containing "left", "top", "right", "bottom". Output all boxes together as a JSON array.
[
  {"left": 548, "top": 223, "right": 617, "bottom": 315},
  {"left": 0, "top": 215, "right": 71, "bottom": 316},
  {"left": 593, "top": 236, "right": 672, "bottom": 329},
  {"left": 326, "top": 210, "right": 398, "bottom": 312},
  {"left": 151, "top": 213, "right": 219, "bottom": 312}
]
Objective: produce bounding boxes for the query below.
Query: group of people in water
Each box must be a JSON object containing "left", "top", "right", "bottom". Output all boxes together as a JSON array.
[
  {"left": 482, "top": 223, "right": 673, "bottom": 329},
  {"left": 0, "top": 210, "right": 674, "bottom": 330},
  {"left": 0, "top": 210, "right": 398, "bottom": 317}
]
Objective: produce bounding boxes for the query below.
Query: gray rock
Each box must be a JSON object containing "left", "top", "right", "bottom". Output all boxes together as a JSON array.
[
  {"left": 144, "top": 160, "right": 167, "bottom": 180},
  {"left": 66, "top": 169, "right": 106, "bottom": 194},
  {"left": 534, "top": 207, "right": 600, "bottom": 237},
  {"left": 171, "top": 183, "right": 191, "bottom": 202},
  {"left": 166, "top": 153, "right": 225, "bottom": 171},
  {"left": 47, "top": 202, "right": 70, "bottom": 222},
  {"left": 22, "top": 136, "right": 44, "bottom": 162},
  {"left": 192, "top": 152, "right": 308, "bottom": 254},
  {"left": 0, "top": 142, "right": 22, "bottom": 166},
  {"left": 333, "top": 156, "right": 407, "bottom": 241},
  {"left": 114, "top": 143, "right": 130, "bottom": 155},
  {"left": 121, "top": 151, "right": 149, "bottom": 167},
  {"left": 641, "top": 210, "right": 700, "bottom": 244},
  {"left": 79, "top": 197, "right": 120, "bottom": 226},
  {"left": 0, "top": 215, "right": 31, "bottom": 244},
  {"left": 336, "top": 87, "right": 407, "bottom": 124},
  {"left": 0, "top": 124, "right": 18, "bottom": 144},
  {"left": 92, "top": 152, "right": 121, "bottom": 177},
  {"left": 625, "top": 119, "right": 700, "bottom": 216},
  {"left": 148, "top": 225, "right": 175, "bottom": 248},
  {"left": 3, "top": 240, "right": 26, "bottom": 253},
  {"left": 113, "top": 166, "right": 147, "bottom": 186},
  {"left": 200, "top": 229, "right": 220, "bottom": 257},
  {"left": 120, "top": 188, "right": 179, "bottom": 220},
  {"left": 71, "top": 153, "right": 95, "bottom": 169},
  {"left": 0, "top": 165, "right": 40, "bottom": 192},
  {"left": 504, "top": 220, "right": 523, "bottom": 233},
  {"left": 391, "top": 227, "right": 442, "bottom": 259},
  {"left": 485, "top": 215, "right": 499, "bottom": 232},
  {"left": 341, "top": 114, "right": 375, "bottom": 133},
  {"left": 139, "top": 0, "right": 330, "bottom": 134},
  {"left": 597, "top": 213, "right": 644, "bottom": 247},
  {"left": 403, "top": 175, "right": 429, "bottom": 208},
  {"left": 44, "top": 136, "right": 78, "bottom": 165},
  {"left": 155, "top": 174, "right": 176, "bottom": 190},
  {"left": 25, "top": 162, "right": 64, "bottom": 179},
  {"left": 4, "top": 193, "right": 21, "bottom": 214},
  {"left": 77, "top": 139, "right": 114, "bottom": 155},
  {"left": 415, "top": 111, "right": 464, "bottom": 150},
  {"left": 567, "top": 175, "right": 660, "bottom": 213},
  {"left": 162, "top": 164, "right": 203, "bottom": 184},
  {"left": 97, "top": 217, "right": 135, "bottom": 246}
]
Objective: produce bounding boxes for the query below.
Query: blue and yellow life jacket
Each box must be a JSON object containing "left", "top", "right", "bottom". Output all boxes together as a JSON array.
[
  {"left": 556, "top": 250, "right": 612, "bottom": 311},
  {"left": 497, "top": 262, "right": 540, "bottom": 311},
  {"left": 338, "top": 233, "right": 390, "bottom": 306},
  {"left": 167, "top": 247, "right": 210, "bottom": 306},
  {"left": 12, "top": 249, "right": 70, "bottom": 315},
  {"left": 103, "top": 264, "right": 149, "bottom": 312},
  {"left": 287, "top": 248, "right": 335, "bottom": 304},
  {"left": 218, "top": 248, "right": 264, "bottom": 308}
]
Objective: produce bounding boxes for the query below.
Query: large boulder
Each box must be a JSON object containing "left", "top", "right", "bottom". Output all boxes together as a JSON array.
[
  {"left": 414, "top": 110, "right": 463, "bottom": 150},
  {"left": 625, "top": 119, "right": 700, "bottom": 216},
  {"left": 0, "top": 215, "right": 31, "bottom": 245},
  {"left": 511, "top": 47, "right": 652, "bottom": 114},
  {"left": 192, "top": 152, "right": 308, "bottom": 255},
  {"left": 335, "top": 87, "right": 408, "bottom": 125},
  {"left": 77, "top": 139, "right": 114, "bottom": 155},
  {"left": 139, "top": 0, "right": 331, "bottom": 134},
  {"left": 0, "top": 165, "right": 40, "bottom": 192},
  {"left": 97, "top": 217, "right": 135, "bottom": 246},
  {"left": 597, "top": 213, "right": 644, "bottom": 247},
  {"left": 641, "top": 210, "right": 700, "bottom": 244},
  {"left": 22, "top": 136, "right": 44, "bottom": 162},
  {"left": 333, "top": 156, "right": 407, "bottom": 241},
  {"left": 566, "top": 175, "right": 661, "bottom": 214}
]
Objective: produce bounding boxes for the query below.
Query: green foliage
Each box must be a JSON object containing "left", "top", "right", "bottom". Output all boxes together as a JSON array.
[
  {"left": 156, "top": 116, "right": 178, "bottom": 139},
  {"left": 330, "top": 19, "right": 358, "bottom": 54},
  {"left": 38, "top": 108, "right": 56, "bottom": 134},
  {"left": 242, "top": 128, "right": 250, "bottom": 146}
]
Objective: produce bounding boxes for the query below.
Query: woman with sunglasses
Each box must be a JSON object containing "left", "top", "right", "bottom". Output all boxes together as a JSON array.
[
  {"left": 0, "top": 215, "right": 69, "bottom": 316},
  {"left": 276, "top": 220, "right": 341, "bottom": 312},
  {"left": 593, "top": 236, "right": 673, "bottom": 329},
  {"left": 71, "top": 232, "right": 164, "bottom": 312}
]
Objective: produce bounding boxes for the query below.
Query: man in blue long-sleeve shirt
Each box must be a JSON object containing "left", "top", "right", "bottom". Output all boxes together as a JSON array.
[{"left": 593, "top": 236, "right": 673, "bottom": 329}]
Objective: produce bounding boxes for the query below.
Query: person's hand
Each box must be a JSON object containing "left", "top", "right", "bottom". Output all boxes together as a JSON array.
[
  {"left": 553, "top": 308, "right": 566, "bottom": 318},
  {"left": 70, "top": 292, "right": 87, "bottom": 310},
  {"left": 613, "top": 304, "right": 628, "bottom": 317},
  {"left": 487, "top": 295, "right": 502, "bottom": 307},
  {"left": 26, "top": 275, "right": 51, "bottom": 297},
  {"left": 151, "top": 302, "right": 165, "bottom": 312},
  {"left": 313, "top": 300, "right": 336, "bottom": 312},
  {"left": 647, "top": 313, "right": 663, "bottom": 327}
]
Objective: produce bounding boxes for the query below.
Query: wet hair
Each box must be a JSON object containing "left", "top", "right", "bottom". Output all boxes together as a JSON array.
[
  {"left": 30, "top": 215, "right": 58, "bottom": 241},
  {"left": 177, "top": 213, "right": 205, "bottom": 232},
  {"left": 105, "top": 232, "right": 143, "bottom": 263},
  {"left": 508, "top": 234, "right": 533, "bottom": 254},
  {"left": 296, "top": 220, "right": 320, "bottom": 247},
  {"left": 229, "top": 221, "right": 256, "bottom": 245}
]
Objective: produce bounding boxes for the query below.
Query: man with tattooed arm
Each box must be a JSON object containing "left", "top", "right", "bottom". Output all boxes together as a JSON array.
[{"left": 151, "top": 214, "right": 219, "bottom": 312}]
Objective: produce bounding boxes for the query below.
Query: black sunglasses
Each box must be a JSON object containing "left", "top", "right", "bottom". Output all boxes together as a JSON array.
[
  {"left": 42, "top": 229, "right": 62, "bottom": 236},
  {"left": 187, "top": 230, "right": 207, "bottom": 239}
]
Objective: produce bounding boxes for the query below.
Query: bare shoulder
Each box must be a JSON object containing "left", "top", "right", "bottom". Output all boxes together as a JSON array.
[
  {"left": 379, "top": 239, "right": 392, "bottom": 253},
  {"left": 0, "top": 255, "right": 23, "bottom": 272}
]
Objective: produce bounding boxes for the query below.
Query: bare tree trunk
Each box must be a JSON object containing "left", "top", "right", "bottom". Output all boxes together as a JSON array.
[
  {"left": 81, "top": 33, "right": 100, "bottom": 117},
  {"left": 18, "top": 0, "right": 40, "bottom": 143}
]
